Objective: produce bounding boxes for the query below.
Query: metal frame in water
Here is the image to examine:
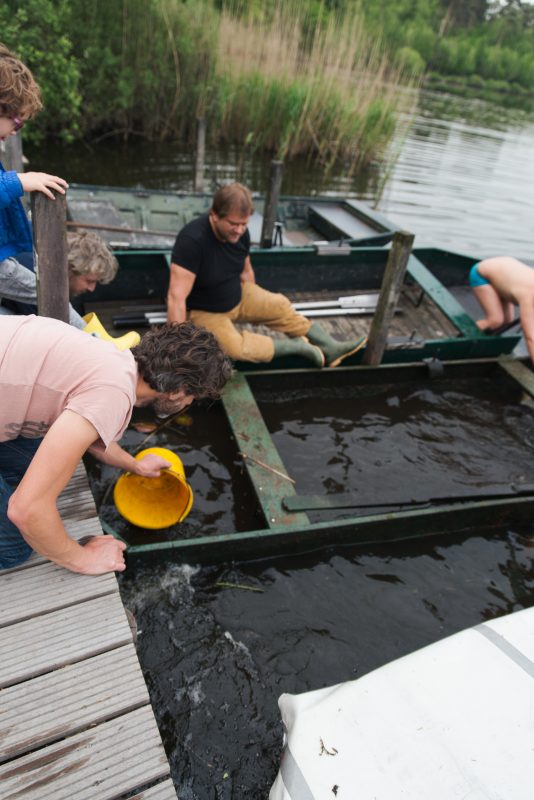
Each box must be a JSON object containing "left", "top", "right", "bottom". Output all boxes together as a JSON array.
[{"left": 111, "top": 357, "right": 534, "bottom": 564}]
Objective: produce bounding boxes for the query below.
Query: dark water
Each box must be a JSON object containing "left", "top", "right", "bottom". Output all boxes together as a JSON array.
[
  {"left": 256, "top": 378, "right": 534, "bottom": 520},
  {"left": 61, "top": 90, "right": 534, "bottom": 797},
  {"left": 120, "top": 528, "right": 534, "bottom": 799}
]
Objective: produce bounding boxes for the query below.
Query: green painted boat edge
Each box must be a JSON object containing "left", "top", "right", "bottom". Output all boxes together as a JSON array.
[
  {"left": 221, "top": 373, "right": 309, "bottom": 528},
  {"left": 407, "top": 254, "right": 482, "bottom": 337},
  {"left": 120, "top": 495, "right": 534, "bottom": 562}
]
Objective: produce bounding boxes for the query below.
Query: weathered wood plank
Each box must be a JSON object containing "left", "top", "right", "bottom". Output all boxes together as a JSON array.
[
  {"left": 0, "top": 593, "right": 132, "bottom": 688},
  {"left": 499, "top": 358, "right": 534, "bottom": 395},
  {"left": 31, "top": 191, "right": 70, "bottom": 323},
  {"left": 0, "top": 645, "right": 148, "bottom": 763},
  {"left": 0, "top": 561, "right": 117, "bottom": 628},
  {"left": 222, "top": 372, "right": 309, "bottom": 528},
  {"left": 0, "top": 706, "right": 169, "bottom": 800},
  {"left": 363, "top": 230, "right": 414, "bottom": 365},
  {"left": 128, "top": 780, "right": 177, "bottom": 799}
]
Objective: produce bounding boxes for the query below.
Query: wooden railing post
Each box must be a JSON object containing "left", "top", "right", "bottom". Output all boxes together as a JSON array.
[
  {"left": 260, "top": 159, "right": 283, "bottom": 248},
  {"left": 31, "top": 192, "right": 70, "bottom": 323},
  {"left": 0, "top": 132, "right": 23, "bottom": 173},
  {"left": 363, "top": 229, "right": 415, "bottom": 366},
  {"left": 194, "top": 116, "right": 206, "bottom": 192}
]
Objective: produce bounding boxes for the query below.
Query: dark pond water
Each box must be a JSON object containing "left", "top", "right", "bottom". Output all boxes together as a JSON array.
[{"left": 58, "top": 89, "right": 534, "bottom": 798}]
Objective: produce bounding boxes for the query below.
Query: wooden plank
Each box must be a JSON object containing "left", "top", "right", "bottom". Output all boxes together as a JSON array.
[
  {"left": 221, "top": 373, "right": 309, "bottom": 528},
  {"left": 0, "top": 593, "right": 132, "bottom": 688},
  {"left": 499, "top": 358, "right": 534, "bottom": 395},
  {"left": 0, "top": 705, "right": 169, "bottom": 800},
  {"left": 363, "top": 230, "right": 414, "bottom": 365},
  {"left": 129, "top": 780, "right": 177, "bottom": 799},
  {"left": 31, "top": 192, "right": 70, "bottom": 323},
  {"left": 0, "top": 645, "right": 148, "bottom": 763},
  {"left": 0, "top": 561, "right": 117, "bottom": 628}
]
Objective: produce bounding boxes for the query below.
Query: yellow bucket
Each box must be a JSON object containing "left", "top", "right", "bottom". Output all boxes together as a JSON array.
[
  {"left": 113, "top": 447, "right": 193, "bottom": 529},
  {"left": 83, "top": 312, "right": 141, "bottom": 351}
]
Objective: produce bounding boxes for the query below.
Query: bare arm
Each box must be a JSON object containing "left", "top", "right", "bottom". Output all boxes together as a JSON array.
[
  {"left": 240, "top": 255, "right": 255, "bottom": 284},
  {"left": 91, "top": 441, "right": 171, "bottom": 477},
  {"left": 7, "top": 410, "right": 126, "bottom": 574},
  {"left": 167, "top": 263, "right": 196, "bottom": 323},
  {"left": 519, "top": 298, "right": 534, "bottom": 364}
]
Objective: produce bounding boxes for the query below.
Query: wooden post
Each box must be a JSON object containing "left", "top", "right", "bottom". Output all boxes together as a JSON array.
[
  {"left": 31, "top": 192, "right": 70, "bottom": 323},
  {"left": 194, "top": 116, "right": 206, "bottom": 192},
  {"left": 0, "top": 132, "right": 23, "bottom": 173},
  {"left": 260, "top": 159, "right": 283, "bottom": 248},
  {"left": 362, "top": 230, "right": 415, "bottom": 366}
]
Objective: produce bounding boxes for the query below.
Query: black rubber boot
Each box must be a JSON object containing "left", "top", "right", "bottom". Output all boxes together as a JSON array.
[
  {"left": 306, "top": 323, "right": 367, "bottom": 367},
  {"left": 273, "top": 337, "right": 325, "bottom": 367}
]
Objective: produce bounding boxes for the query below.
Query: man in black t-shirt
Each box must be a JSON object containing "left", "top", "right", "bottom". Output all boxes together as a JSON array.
[{"left": 167, "top": 183, "right": 366, "bottom": 366}]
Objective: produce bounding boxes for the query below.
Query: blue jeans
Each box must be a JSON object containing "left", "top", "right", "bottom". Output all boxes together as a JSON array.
[{"left": 0, "top": 436, "right": 42, "bottom": 569}]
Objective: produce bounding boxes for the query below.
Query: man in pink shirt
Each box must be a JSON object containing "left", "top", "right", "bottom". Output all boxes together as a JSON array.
[{"left": 0, "top": 315, "right": 231, "bottom": 574}]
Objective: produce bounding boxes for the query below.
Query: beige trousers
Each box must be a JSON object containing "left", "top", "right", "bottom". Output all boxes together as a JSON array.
[{"left": 188, "top": 282, "right": 311, "bottom": 362}]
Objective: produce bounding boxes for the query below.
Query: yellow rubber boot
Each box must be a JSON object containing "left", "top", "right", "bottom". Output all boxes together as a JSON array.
[{"left": 82, "top": 312, "right": 141, "bottom": 351}]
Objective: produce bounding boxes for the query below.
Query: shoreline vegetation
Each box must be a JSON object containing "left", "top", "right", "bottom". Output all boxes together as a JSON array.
[
  {"left": 0, "top": 0, "right": 419, "bottom": 172},
  {"left": 2, "top": 0, "right": 532, "bottom": 170}
]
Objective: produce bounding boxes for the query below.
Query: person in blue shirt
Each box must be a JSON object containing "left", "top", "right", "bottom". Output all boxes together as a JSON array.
[{"left": 0, "top": 42, "right": 68, "bottom": 307}]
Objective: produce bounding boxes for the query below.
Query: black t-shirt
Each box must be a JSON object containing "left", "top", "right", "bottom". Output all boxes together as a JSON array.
[{"left": 171, "top": 215, "right": 251, "bottom": 312}]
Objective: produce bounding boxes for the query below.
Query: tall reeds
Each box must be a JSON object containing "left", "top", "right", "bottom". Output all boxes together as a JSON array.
[
  {"left": 205, "top": 2, "right": 419, "bottom": 171},
  {"left": 12, "top": 0, "right": 419, "bottom": 167}
]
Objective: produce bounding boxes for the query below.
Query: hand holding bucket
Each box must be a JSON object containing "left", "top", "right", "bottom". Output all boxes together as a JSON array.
[{"left": 114, "top": 447, "right": 193, "bottom": 529}]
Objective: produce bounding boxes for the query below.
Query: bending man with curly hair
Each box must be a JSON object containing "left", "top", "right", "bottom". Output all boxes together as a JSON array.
[{"left": 0, "top": 316, "right": 232, "bottom": 574}]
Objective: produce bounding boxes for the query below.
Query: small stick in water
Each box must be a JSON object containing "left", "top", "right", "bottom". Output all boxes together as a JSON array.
[{"left": 239, "top": 452, "right": 296, "bottom": 484}]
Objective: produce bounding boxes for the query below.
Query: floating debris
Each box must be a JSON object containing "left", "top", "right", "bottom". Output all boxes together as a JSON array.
[
  {"left": 214, "top": 582, "right": 265, "bottom": 593},
  {"left": 175, "top": 413, "right": 194, "bottom": 427}
]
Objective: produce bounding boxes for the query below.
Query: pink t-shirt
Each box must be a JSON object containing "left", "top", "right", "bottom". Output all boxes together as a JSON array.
[{"left": 0, "top": 315, "right": 137, "bottom": 449}]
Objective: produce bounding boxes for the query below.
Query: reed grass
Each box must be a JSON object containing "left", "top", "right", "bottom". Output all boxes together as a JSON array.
[
  {"left": 206, "top": 2, "right": 419, "bottom": 171},
  {"left": 18, "top": 0, "right": 418, "bottom": 167}
]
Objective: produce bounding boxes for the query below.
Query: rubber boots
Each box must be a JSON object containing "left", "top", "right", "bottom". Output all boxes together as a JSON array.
[
  {"left": 306, "top": 322, "right": 367, "bottom": 368},
  {"left": 273, "top": 336, "right": 325, "bottom": 368},
  {"left": 83, "top": 312, "right": 141, "bottom": 351}
]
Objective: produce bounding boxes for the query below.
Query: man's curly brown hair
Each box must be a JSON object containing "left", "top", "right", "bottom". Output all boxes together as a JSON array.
[
  {"left": 0, "top": 44, "right": 42, "bottom": 119},
  {"left": 132, "top": 321, "right": 232, "bottom": 399}
]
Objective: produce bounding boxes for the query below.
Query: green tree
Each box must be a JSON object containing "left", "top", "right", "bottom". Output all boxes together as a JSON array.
[{"left": 0, "top": 0, "right": 80, "bottom": 143}]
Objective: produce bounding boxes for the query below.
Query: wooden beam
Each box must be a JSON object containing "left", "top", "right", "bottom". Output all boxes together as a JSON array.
[
  {"left": 31, "top": 191, "right": 70, "bottom": 323},
  {"left": 499, "top": 358, "right": 534, "bottom": 394},
  {"left": 221, "top": 373, "right": 308, "bottom": 528},
  {"left": 194, "top": 115, "right": 206, "bottom": 192},
  {"left": 1, "top": 132, "right": 23, "bottom": 173},
  {"left": 260, "top": 160, "right": 284, "bottom": 248},
  {"left": 363, "top": 230, "right": 414, "bottom": 365}
]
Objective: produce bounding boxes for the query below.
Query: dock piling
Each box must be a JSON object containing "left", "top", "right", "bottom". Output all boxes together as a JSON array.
[
  {"left": 194, "top": 116, "right": 206, "bottom": 192},
  {"left": 260, "top": 160, "right": 284, "bottom": 248},
  {"left": 31, "top": 192, "right": 70, "bottom": 323},
  {"left": 1, "top": 131, "right": 23, "bottom": 173},
  {"left": 363, "top": 230, "right": 415, "bottom": 365}
]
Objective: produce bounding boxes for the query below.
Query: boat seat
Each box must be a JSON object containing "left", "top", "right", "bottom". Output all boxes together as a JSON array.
[{"left": 308, "top": 202, "right": 379, "bottom": 240}]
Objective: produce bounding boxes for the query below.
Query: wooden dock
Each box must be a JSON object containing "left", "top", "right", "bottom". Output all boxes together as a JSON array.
[{"left": 0, "top": 463, "right": 177, "bottom": 800}]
